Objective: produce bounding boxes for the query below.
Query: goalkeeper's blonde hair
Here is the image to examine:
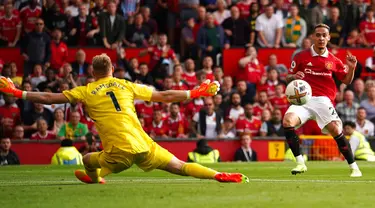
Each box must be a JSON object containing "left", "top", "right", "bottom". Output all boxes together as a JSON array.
[{"left": 92, "top": 53, "right": 112, "bottom": 75}]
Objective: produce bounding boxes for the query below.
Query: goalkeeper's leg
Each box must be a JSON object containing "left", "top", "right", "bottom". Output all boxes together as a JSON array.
[
  {"left": 74, "top": 152, "right": 107, "bottom": 184},
  {"left": 159, "top": 157, "right": 249, "bottom": 183}
]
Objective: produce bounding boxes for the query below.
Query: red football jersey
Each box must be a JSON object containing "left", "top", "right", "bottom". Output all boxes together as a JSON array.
[
  {"left": 236, "top": 2, "right": 251, "bottom": 18},
  {"left": 149, "top": 46, "right": 177, "bottom": 70},
  {"left": 0, "top": 9, "right": 20, "bottom": 17},
  {"left": 184, "top": 99, "right": 204, "bottom": 120},
  {"left": 235, "top": 116, "right": 262, "bottom": 136},
  {"left": 50, "top": 41, "right": 68, "bottom": 70},
  {"left": 20, "top": 5, "right": 42, "bottom": 32},
  {"left": 241, "top": 61, "right": 265, "bottom": 84},
  {"left": 0, "top": 104, "right": 20, "bottom": 127},
  {"left": 135, "top": 102, "right": 156, "bottom": 126},
  {"left": 0, "top": 15, "right": 21, "bottom": 43},
  {"left": 171, "top": 81, "right": 189, "bottom": 91},
  {"left": 30, "top": 131, "right": 56, "bottom": 140},
  {"left": 182, "top": 72, "right": 197, "bottom": 89},
  {"left": 204, "top": 70, "right": 215, "bottom": 82},
  {"left": 252, "top": 103, "right": 273, "bottom": 118},
  {"left": 290, "top": 47, "right": 347, "bottom": 102},
  {"left": 270, "top": 94, "right": 289, "bottom": 116},
  {"left": 148, "top": 121, "right": 169, "bottom": 137},
  {"left": 257, "top": 81, "right": 277, "bottom": 98},
  {"left": 167, "top": 114, "right": 188, "bottom": 137},
  {"left": 359, "top": 20, "right": 375, "bottom": 45}
]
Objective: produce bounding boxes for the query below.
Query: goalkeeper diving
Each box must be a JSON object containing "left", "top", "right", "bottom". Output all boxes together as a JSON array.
[{"left": 0, "top": 54, "right": 249, "bottom": 184}]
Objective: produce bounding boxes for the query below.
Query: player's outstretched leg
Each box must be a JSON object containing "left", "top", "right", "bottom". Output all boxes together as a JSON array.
[
  {"left": 283, "top": 113, "right": 307, "bottom": 175},
  {"left": 326, "top": 121, "right": 362, "bottom": 177},
  {"left": 160, "top": 157, "right": 249, "bottom": 183},
  {"left": 75, "top": 152, "right": 107, "bottom": 184}
]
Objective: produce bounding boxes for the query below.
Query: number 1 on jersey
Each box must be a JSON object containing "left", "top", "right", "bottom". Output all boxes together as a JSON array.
[{"left": 106, "top": 91, "right": 121, "bottom": 112}]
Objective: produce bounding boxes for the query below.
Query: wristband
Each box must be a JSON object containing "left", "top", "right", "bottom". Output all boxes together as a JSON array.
[
  {"left": 22, "top": 91, "right": 27, "bottom": 100},
  {"left": 186, "top": 90, "right": 191, "bottom": 99}
]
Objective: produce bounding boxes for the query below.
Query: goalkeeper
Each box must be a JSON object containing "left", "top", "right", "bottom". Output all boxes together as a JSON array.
[{"left": 0, "top": 54, "right": 248, "bottom": 184}]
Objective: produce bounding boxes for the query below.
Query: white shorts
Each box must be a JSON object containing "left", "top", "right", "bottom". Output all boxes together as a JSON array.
[{"left": 285, "top": 96, "right": 342, "bottom": 134}]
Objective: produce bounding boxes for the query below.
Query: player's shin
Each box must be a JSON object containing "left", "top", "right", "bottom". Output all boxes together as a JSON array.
[
  {"left": 334, "top": 133, "right": 357, "bottom": 168},
  {"left": 181, "top": 163, "right": 218, "bottom": 179},
  {"left": 284, "top": 127, "right": 304, "bottom": 163}
]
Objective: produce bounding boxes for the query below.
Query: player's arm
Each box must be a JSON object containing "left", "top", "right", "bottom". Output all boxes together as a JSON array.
[
  {"left": 286, "top": 56, "right": 304, "bottom": 84},
  {"left": 341, "top": 51, "right": 357, "bottom": 85},
  {"left": 0, "top": 77, "right": 69, "bottom": 104},
  {"left": 150, "top": 80, "right": 220, "bottom": 103}
]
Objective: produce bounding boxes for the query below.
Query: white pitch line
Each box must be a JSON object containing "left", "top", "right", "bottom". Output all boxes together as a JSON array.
[{"left": 249, "top": 179, "right": 375, "bottom": 183}]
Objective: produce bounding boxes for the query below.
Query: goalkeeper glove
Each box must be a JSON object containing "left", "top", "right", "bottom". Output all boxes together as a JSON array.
[
  {"left": 0, "top": 76, "right": 25, "bottom": 99},
  {"left": 188, "top": 79, "right": 220, "bottom": 99}
]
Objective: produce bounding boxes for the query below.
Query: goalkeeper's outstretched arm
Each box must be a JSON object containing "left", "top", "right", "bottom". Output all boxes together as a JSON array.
[{"left": 150, "top": 80, "right": 220, "bottom": 103}]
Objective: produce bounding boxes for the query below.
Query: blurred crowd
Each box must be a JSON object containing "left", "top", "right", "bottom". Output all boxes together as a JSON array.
[{"left": 0, "top": 0, "right": 374, "bottom": 144}]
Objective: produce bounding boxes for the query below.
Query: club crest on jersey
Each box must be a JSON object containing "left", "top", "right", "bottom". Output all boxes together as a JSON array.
[{"left": 325, "top": 61, "right": 333, "bottom": 70}]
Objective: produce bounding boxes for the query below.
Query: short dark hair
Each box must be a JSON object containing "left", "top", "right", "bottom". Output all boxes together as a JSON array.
[
  {"left": 343, "top": 121, "right": 356, "bottom": 129},
  {"left": 61, "top": 139, "right": 73, "bottom": 147},
  {"left": 314, "top": 23, "right": 330, "bottom": 32},
  {"left": 366, "top": 7, "right": 374, "bottom": 13},
  {"left": 358, "top": 106, "right": 366, "bottom": 111}
]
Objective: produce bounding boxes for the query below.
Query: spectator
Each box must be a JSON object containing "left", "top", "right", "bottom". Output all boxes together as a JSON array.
[
  {"left": 336, "top": 90, "right": 360, "bottom": 122},
  {"left": 68, "top": 5, "right": 99, "bottom": 46},
  {"left": 134, "top": 63, "right": 153, "bottom": 85},
  {"left": 51, "top": 139, "right": 83, "bottom": 165},
  {"left": 20, "top": 0, "right": 42, "bottom": 33},
  {"left": 261, "top": 109, "right": 271, "bottom": 122},
  {"left": 0, "top": 137, "right": 20, "bottom": 165},
  {"left": 360, "top": 86, "right": 375, "bottom": 120},
  {"left": 258, "top": 68, "right": 286, "bottom": 98},
  {"left": 44, "top": 4, "right": 69, "bottom": 36},
  {"left": 65, "top": 0, "right": 80, "bottom": 17},
  {"left": 214, "top": 66, "right": 224, "bottom": 84},
  {"left": 253, "top": 91, "right": 273, "bottom": 118},
  {"left": 265, "top": 54, "right": 288, "bottom": 78},
  {"left": 185, "top": 97, "right": 204, "bottom": 121},
  {"left": 124, "top": 13, "right": 150, "bottom": 48},
  {"left": 236, "top": 0, "right": 252, "bottom": 18},
  {"left": 234, "top": 134, "right": 257, "bottom": 162},
  {"left": 352, "top": 78, "right": 367, "bottom": 103},
  {"left": 171, "top": 65, "right": 189, "bottom": 90},
  {"left": 30, "top": 64, "right": 46, "bottom": 88},
  {"left": 339, "top": 0, "right": 361, "bottom": 36},
  {"left": 141, "top": 7, "right": 157, "bottom": 39},
  {"left": 365, "top": 47, "right": 375, "bottom": 72},
  {"left": 181, "top": 17, "right": 199, "bottom": 61},
  {"left": 247, "top": 2, "right": 259, "bottom": 46},
  {"left": 237, "top": 80, "right": 256, "bottom": 105},
  {"left": 187, "top": 139, "right": 220, "bottom": 163},
  {"left": 12, "top": 125, "right": 24, "bottom": 140},
  {"left": 226, "top": 92, "right": 244, "bottom": 121},
  {"left": 79, "top": 132, "right": 101, "bottom": 155},
  {"left": 23, "top": 103, "right": 54, "bottom": 137},
  {"left": 236, "top": 103, "right": 262, "bottom": 136},
  {"left": 167, "top": 103, "right": 188, "bottom": 138},
  {"left": 57, "top": 111, "right": 88, "bottom": 141},
  {"left": 16, "top": 81, "right": 33, "bottom": 117},
  {"left": 311, "top": 0, "right": 330, "bottom": 28},
  {"left": 0, "top": 2, "right": 21, "bottom": 47},
  {"left": 192, "top": 97, "right": 223, "bottom": 139},
  {"left": 255, "top": 4, "right": 283, "bottom": 48},
  {"left": 21, "top": 18, "right": 51, "bottom": 77},
  {"left": 269, "top": 83, "right": 289, "bottom": 115},
  {"left": 282, "top": 4, "right": 307, "bottom": 48},
  {"left": 139, "top": 33, "right": 179, "bottom": 71},
  {"left": 37, "top": 68, "right": 60, "bottom": 93},
  {"left": 220, "top": 76, "right": 235, "bottom": 106},
  {"left": 90, "top": 0, "right": 106, "bottom": 18},
  {"left": 222, "top": 6, "right": 250, "bottom": 48},
  {"left": 0, "top": 94, "right": 21, "bottom": 130},
  {"left": 218, "top": 116, "right": 236, "bottom": 138},
  {"left": 201, "top": 56, "right": 215, "bottom": 81},
  {"left": 148, "top": 109, "right": 169, "bottom": 139},
  {"left": 260, "top": 108, "right": 284, "bottom": 136},
  {"left": 71, "top": 50, "right": 89, "bottom": 77},
  {"left": 99, "top": 0, "right": 125, "bottom": 49},
  {"left": 355, "top": 107, "right": 374, "bottom": 137},
  {"left": 213, "top": 93, "right": 224, "bottom": 112},
  {"left": 346, "top": 28, "right": 366, "bottom": 47},
  {"left": 50, "top": 29, "right": 68, "bottom": 71},
  {"left": 291, "top": 37, "right": 312, "bottom": 60},
  {"left": 118, "top": 0, "right": 140, "bottom": 20},
  {"left": 30, "top": 118, "right": 56, "bottom": 140},
  {"left": 213, "top": 0, "right": 230, "bottom": 24},
  {"left": 238, "top": 46, "right": 265, "bottom": 85},
  {"left": 179, "top": 0, "right": 199, "bottom": 24},
  {"left": 274, "top": 0, "right": 289, "bottom": 20},
  {"left": 182, "top": 59, "right": 198, "bottom": 89},
  {"left": 136, "top": 100, "right": 159, "bottom": 126},
  {"left": 343, "top": 121, "right": 375, "bottom": 161},
  {"left": 9, "top": 62, "right": 22, "bottom": 87},
  {"left": 52, "top": 108, "right": 65, "bottom": 134},
  {"left": 197, "top": 13, "right": 226, "bottom": 60},
  {"left": 325, "top": 7, "right": 345, "bottom": 48}
]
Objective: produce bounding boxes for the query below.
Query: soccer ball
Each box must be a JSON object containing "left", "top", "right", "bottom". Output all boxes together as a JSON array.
[{"left": 285, "top": 80, "right": 312, "bottom": 105}]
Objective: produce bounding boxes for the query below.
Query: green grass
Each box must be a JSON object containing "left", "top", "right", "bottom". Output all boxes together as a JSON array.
[{"left": 1, "top": 162, "right": 375, "bottom": 208}]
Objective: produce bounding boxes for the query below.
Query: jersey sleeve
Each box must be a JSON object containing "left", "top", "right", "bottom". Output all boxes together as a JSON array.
[
  {"left": 128, "top": 82, "right": 154, "bottom": 101},
  {"left": 334, "top": 58, "right": 348, "bottom": 81},
  {"left": 62, "top": 86, "right": 87, "bottom": 103},
  {"left": 289, "top": 52, "right": 301, "bottom": 74}
]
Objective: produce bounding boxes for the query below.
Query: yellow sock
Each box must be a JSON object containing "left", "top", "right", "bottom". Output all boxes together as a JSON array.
[
  {"left": 84, "top": 152, "right": 101, "bottom": 182},
  {"left": 181, "top": 163, "right": 218, "bottom": 179}
]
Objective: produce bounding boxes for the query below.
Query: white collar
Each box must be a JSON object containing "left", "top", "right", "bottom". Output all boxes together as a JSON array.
[
  {"left": 310, "top": 45, "right": 328, "bottom": 58},
  {"left": 153, "top": 121, "right": 163, "bottom": 128},
  {"left": 366, "top": 18, "right": 375, "bottom": 23}
]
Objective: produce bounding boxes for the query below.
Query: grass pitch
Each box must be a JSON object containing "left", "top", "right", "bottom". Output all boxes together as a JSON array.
[{"left": 1, "top": 162, "right": 374, "bottom": 208}]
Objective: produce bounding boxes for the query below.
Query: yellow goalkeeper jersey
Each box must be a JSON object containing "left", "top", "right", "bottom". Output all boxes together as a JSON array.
[{"left": 63, "top": 77, "right": 154, "bottom": 153}]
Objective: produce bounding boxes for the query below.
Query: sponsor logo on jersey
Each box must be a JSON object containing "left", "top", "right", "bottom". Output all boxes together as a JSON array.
[{"left": 304, "top": 68, "right": 331, "bottom": 76}]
